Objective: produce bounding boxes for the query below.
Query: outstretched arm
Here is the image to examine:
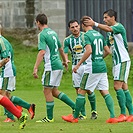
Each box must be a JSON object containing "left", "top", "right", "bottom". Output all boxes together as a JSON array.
[{"left": 83, "top": 17, "right": 113, "bottom": 32}]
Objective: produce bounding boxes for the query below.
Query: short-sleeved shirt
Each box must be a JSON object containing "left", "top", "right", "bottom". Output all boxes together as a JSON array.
[
  {"left": 0, "top": 35, "right": 16, "bottom": 77},
  {"left": 63, "top": 32, "right": 88, "bottom": 65},
  {"left": 84, "top": 30, "right": 107, "bottom": 73},
  {"left": 38, "top": 28, "right": 63, "bottom": 71},
  {"left": 106, "top": 23, "right": 130, "bottom": 66}
]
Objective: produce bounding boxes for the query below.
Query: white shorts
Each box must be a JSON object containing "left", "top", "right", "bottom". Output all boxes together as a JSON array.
[
  {"left": 0, "top": 77, "right": 16, "bottom": 91},
  {"left": 42, "top": 70, "right": 63, "bottom": 88},
  {"left": 113, "top": 61, "right": 130, "bottom": 83},
  {"left": 72, "top": 65, "right": 85, "bottom": 88},
  {"left": 80, "top": 73, "right": 109, "bottom": 92}
]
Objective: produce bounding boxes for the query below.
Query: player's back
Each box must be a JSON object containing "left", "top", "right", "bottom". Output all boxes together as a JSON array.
[
  {"left": 84, "top": 30, "right": 107, "bottom": 73},
  {"left": 39, "top": 28, "right": 63, "bottom": 70}
]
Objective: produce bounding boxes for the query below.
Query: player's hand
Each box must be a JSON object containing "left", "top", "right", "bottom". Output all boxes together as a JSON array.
[
  {"left": 72, "top": 65, "right": 79, "bottom": 73},
  {"left": 62, "top": 62, "right": 68, "bottom": 70},
  {"left": 33, "top": 68, "right": 39, "bottom": 78},
  {"left": 67, "top": 60, "right": 71, "bottom": 63},
  {"left": 4, "top": 58, "right": 10, "bottom": 63},
  {"left": 83, "top": 17, "right": 95, "bottom": 26},
  {"left": 0, "top": 58, "right": 10, "bottom": 68}
]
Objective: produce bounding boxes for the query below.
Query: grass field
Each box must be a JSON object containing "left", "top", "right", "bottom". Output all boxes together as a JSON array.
[{"left": 0, "top": 36, "right": 133, "bottom": 133}]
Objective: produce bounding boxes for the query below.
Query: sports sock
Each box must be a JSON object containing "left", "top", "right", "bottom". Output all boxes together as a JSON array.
[
  {"left": 0, "top": 96, "right": 21, "bottom": 118},
  {"left": 124, "top": 90, "right": 133, "bottom": 115},
  {"left": 11, "top": 96, "right": 30, "bottom": 109},
  {"left": 4, "top": 108, "right": 15, "bottom": 120},
  {"left": 103, "top": 94, "right": 115, "bottom": 118},
  {"left": 74, "top": 94, "right": 85, "bottom": 118},
  {"left": 58, "top": 92, "right": 75, "bottom": 110},
  {"left": 46, "top": 101, "right": 54, "bottom": 120},
  {"left": 88, "top": 92, "right": 96, "bottom": 111},
  {"left": 80, "top": 99, "right": 86, "bottom": 116},
  {"left": 116, "top": 89, "right": 126, "bottom": 115}
]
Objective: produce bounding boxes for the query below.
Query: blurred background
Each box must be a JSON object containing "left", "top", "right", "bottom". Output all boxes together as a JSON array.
[{"left": 0, "top": 0, "right": 132, "bottom": 47}]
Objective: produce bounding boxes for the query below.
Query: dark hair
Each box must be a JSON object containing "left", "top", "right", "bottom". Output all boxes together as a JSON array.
[
  {"left": 103, "top": 9, "right": 117, "bottom": 21},
  {"left": 80, "top": 16, "right": 90, "bottom": 26},
  {"left": 68, "top": 19, "right": 79, "bottom": 27},
  {"left": 36, "top": 13, "right": 48, "bottom": 25}
]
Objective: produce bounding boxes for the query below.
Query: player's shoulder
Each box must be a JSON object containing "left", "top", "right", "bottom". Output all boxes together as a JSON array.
[
  {"left": 66, "top": 34, "right": 73, "bottom": 39},
  {"left": 64, "top": 34, "right": 73, "bottom": 41},
  {"left": 86, "top": 30, "right": 104, "bottom": 40},
  {"left": 85, "top": 29, "right": 98, "bottom": 36},
  {"left": 0, "top": 36, "right": 11, "bottom": 46},
  {"left": 112, "top": 22, "right": 125, "bottom": 29},
  {"left": 80, "top": 31, "right": 85, "bottom": 35},
  {"left": 111, "top": 22, "right": 126, "bottom": 33},
  {"left": 0, "top": 35, "right": 6, "bottom": 41},
  {"left": 41, "top": 28, "right": 56, "bottom": 35}
]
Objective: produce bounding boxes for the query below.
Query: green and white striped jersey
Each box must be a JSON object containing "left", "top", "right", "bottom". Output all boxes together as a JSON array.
[
  {"left": 84, "top": 30, "right": 107, "bottom": 73},
  {"left": 38, "top": 28, "right": 63, "bottom": 71},
  {"left": 106, "top": 23, "right": 130, "bottom": 66},
  {"left": 0, "top": 35, "right": 16, "bottom": 77},
  {"left": 63, "top": 32, "right": 87, "bottom": 65}
]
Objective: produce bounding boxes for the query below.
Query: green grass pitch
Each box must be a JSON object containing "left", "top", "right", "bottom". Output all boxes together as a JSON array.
[{"left": 0, "top": 36, "right": 133, "bottom": 133}]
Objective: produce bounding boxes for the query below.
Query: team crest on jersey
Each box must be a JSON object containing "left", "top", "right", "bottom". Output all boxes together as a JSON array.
[
  {"left": 109, "top": 35, "right": 114, "bottom": 45},
  {"left": 73, "top": 44, "right": 83, "bottom": 53}
]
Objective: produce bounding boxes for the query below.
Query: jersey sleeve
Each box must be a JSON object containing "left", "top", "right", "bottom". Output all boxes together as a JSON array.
[
  {"left": 38, "top": 32, "right": 46, "bottom": 51},
  {"left": 0, "top": 38, "right": 9, "bottom": 58},
  {"left": 111, "top": 23, "right": 124, "bottom": 34},
  {"left": 84, "top": 33, "right": 91, "bottom": 46},
  {"left": 63, "top": 39, "right": 69, "bottom": 53}
]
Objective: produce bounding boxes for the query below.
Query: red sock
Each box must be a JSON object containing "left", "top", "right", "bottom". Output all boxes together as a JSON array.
[{"left": 0, "top": 96, "right": 21, "bottom": 118}]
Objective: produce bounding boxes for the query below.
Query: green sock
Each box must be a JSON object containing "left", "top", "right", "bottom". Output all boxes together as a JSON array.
[
  {"left": 58, "top": 92, "right": 75, "bottom": 110},
  {"left": 103, "top": 94, "right": 115, "bottom": 118},
  {"left": 74, "top": 94, "right": 85, "bottom": 118},
  {"left": 46, "top": 101, "right": 54, "bottom": 120},
  {"left": 80, "top": 99, "right": 86, "bottom": 116},
  {"left": 4, "top": 108, "right": 15, "bottom": 120},
  {"left": 116, "top": 89, "right": 126, "bottom": 115},
  {"left": 124, "top": 90, "right": 133, "bottom": 115},
  {"left": 88, "top": 92, "right": 96, "bottom": 111},
  {"left": 11, "top": 96, "right": 30, "bottom": 109}
]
